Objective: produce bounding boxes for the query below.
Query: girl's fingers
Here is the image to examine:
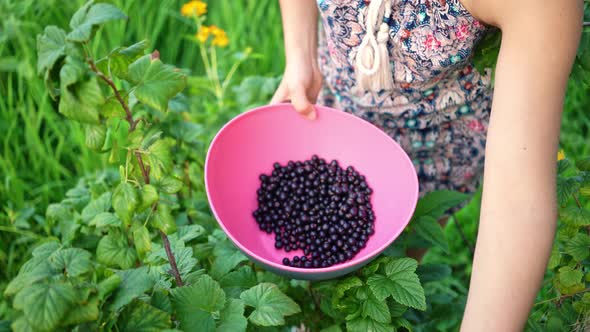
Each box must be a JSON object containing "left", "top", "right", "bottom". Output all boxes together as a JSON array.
[
  {"left": 270, "top": 83, "right": 289, "bottom": 105},
  {"left": 291, "top": 86, "right": 317, "bottom": 120}
]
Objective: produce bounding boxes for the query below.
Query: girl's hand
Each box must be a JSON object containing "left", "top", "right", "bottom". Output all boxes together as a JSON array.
[
  {"left": 270, "top": 58, "right": 322, "bottom": 120},
  {"left": 272, "top": 0, "right": 321, "bottom": 120}
]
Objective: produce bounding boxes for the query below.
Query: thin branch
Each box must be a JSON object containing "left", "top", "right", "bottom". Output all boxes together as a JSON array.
[
  {"left": 452, "top": 214, "right": 475, "bottom": 255},
  {"left": 160, "top": 230, "right": 184, "bottom": 287},
  {"left": 86, "top": 58, "right": 138, "bottom": 131},
  {"left": 572, "top": 193, "right": 583, "bottom": 209},
  {"left": 535, "top": 288, "right": 590, "bottom": 306},
  {"left": 135, "top": 151, "right": 151, "bottom": 184}
]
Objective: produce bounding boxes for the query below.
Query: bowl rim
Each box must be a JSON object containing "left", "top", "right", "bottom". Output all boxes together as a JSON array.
[{"left": 204, "top": 103, "right": 419, "bottom": 274}]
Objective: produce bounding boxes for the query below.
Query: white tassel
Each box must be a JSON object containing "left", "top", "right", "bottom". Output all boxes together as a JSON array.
[{"left": 355, "top": 0, "right": 393, "bottom": 92}]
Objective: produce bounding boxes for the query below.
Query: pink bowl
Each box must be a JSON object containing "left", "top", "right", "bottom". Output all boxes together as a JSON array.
[{"left": 205, "top": 104, "right": 419, "bottom": 280}]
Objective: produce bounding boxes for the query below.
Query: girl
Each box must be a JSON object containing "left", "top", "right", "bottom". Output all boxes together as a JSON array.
[{"left": 270, "top": 0, "right": 583, "bottom": 330}]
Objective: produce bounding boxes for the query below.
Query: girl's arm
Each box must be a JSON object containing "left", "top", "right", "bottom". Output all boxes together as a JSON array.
[
  {"left": 270, "top": 0, "right": 322, "bottom": 119},
  {"left": 461, "top": 1, "right": 583, "bottom": 330}
]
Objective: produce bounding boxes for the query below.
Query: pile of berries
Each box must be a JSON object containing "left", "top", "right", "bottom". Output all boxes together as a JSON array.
[{"left": 253, "top": 155, "right": 375, "bottom": 269}]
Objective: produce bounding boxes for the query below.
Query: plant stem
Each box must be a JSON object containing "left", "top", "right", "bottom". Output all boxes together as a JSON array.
[
  {"left": 452, "top": 214, "right": 475, "bottom": 255},
  {"left": 86, "top": 58, "right": 138, "bottom": 131},
  {"left": 86, "top": 50, "right": 184, "bottom": 287},
  {"left": 160, "top": 230, "right": 184, "bottom": 286},
  {"left": 0, "top": 226, "right": 45, "bottom": 240},
  {"left": 572, "top": 193, "right": 582, "bottom": 209},
  {"left": 534, "top": 288, "right": 590, "bottom": 306}
]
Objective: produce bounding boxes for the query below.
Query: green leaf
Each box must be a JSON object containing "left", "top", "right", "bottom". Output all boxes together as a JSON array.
[
  {"left": 240, "top": 283, "right": 301, "bottom": 326},
  {"left": 110, "top": 267, "right": 156, "bottom": 311},
  {"left": 559, "top": 206, "right": 590, "bottom": 226},
  {"left": 37, "top": 26, "right": 66, "bottom": 75},
  {"left": 393, "top": 317, "right": 413, "bottom": 331},
  {"left": 558, "top": 266, "right": 584, "bottom": 288},
  {"left": 413, "top": 216, "right": 449, "bottom": 252},
  {"left": 152, "top": 204, "right": 177, "bottom": 235},
  {"left": 98, "top": 273, "right": 122, "bottom": 300},
  {"left": 219, "top": 266, "right": 258, "bottom": 298},
  {"left": 576, "top": 157, "right": 590, "bottom": 172},
  {"left": 61, "top": 296, "right": 99, "bottom": 326},
  {"left": 146, "top": 139, "right": 174, "bottom": 180},
  {"left": 112, "top": 182, "right": 139, "bottom": 225},
  {"left": 332, "top": 276, "right": 363, "bottom": 308},
  {"left": 85, "top": 124, "right": 107, "bottom": 150},
  {"left": 346, "top": 318, "right": 394, "bottom": 332},
  {"left": 118, "top": 300, "right": 171, "bottom": 332},
  {"left": 320, "top": 326, "right": 343, "bottom": 332},
  {"left": 4, "top": 268, "right": 56, "bottom": 297},
  {"left": 155, "top": 176, "right": 184, "bottom": 194},
  {"left": 171, "top": 275, "right": 226, "bottom": 332},
  {"left": 174, "top": 224, "right": 206, "bottom": 243},
  {"left": 361, "top": 292, "right": 391, "bottom": 324},
  {"left": 413, "top": 190, "right": 469, "bottom": 219},
  {"left": 132, "top": 222, "right": 152, "bottom": 260},
  {"left": 127, "top": 54, "right": 187, "bottom": 112},
  {"left": 416, "top": 263, "right": 452, "bottom": 283},
  {"left": 59, "top": 77, "right": 104, "bottom": 124},
  {"left": 565, "top": 233, "right": 590, "bottom": 261},
  {"left": 49, "top": 248, "right": 92, "bottom": 277},
  {"left": 68, "top": 2, "right": 127, "bottom": 42},
  {"left": 33, "top": 241, "right": 61, "bottom": 258},
  {"left": 211, "top": 239, "right": 248, "bottom": 278},
  {"left": 13, "top": 282, "right": 76, "bottom": 332},
  {"left": 11, "top": 316, "right": 35, "bottom": 332},
  {"left": 140, "top": 184, "right": 159, "bottom": 210},
  {"left": 108, "top": 40, "right": 150, "bottom": 80},
  {"left": 388, "top": 300, "right": 407, "bottom": 318},
  {"left": 90, "top": 212, "right": 121, "bottom": 228},
  {"left": 557, "top": 176, "right": 582, "bottom": 206},
  {"left": 97, "top": 231, "right": 137, "bottom": 269},
  {"left": 217, "top": 298, "right": 247, "bottom": 332},
  {"left": 151, "top": 290, "right": 172, "bottom": 313},
  {"left": 81, "top": 191, "right": 112, "bottom": 223},
  {"left": 547, "top": 245, "right": 561, "bottom": 270},
  {"left": 367, "top": 258, "right": 426, "bottom": 311}
]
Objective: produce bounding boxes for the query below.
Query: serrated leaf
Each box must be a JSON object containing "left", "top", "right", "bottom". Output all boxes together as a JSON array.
[
  {"left": 174, "top": 224, "right": 206, "bottom": 243},
  {"left": 110, "top": 267, "right": 156, "bottom": 311},
  {"left": 171, "top": 275, "right": 226, "bottom": 332},
  {"left": 565, "top": 233, "right": 590, "bottom": 261},
  {"left": 416, "top": 263, "right": 452, "bottom": 283},
  {"left": 90, "top": 212, "right": 121, "bottom": 228},
  {"left": 112, "top": 182, "right": 139, "bottom": 225},
  {"left": 388, "top": 300, "right": 407, "bottom": 318},
  {"left": 140, "top": 184, "right": 159, "bottom": 210},
  {"left": 394, "top": 317, "right": 413, "bottom": 331},
  {"left": 97, "top": 231, "right": 137, "bottom": 269},
  {"left": 81, "top": 191, "right": 112, "bottom": 223},
  {"left": 61, "top": 296, "right": 99, "bottom": 326},
  {"left": 85, "top": 124, "right": 107, "bottom": 150},
  {"left": 68, "top": 3, "right": 127, "bottom": 42},
  {"left": 361, "top": 292, "right": 391, "bottom": 323},
  {"left": 558, "top": 266, "right": 584, "bottom": 288},
  {"left": 413, "top": 216, "right": 449, "bottom": 252},
  {"left": 118, "top": 300, "right": 171, "bottom": 332},
  {"left": 146, "top": 139, "right": 174, "bottom": 180},
  {"left": 367, "top": 258, "right": 425, "bottom": 311},
  {"left": 151, "top": 290, "right": 172, "bottom": 313},
  {"left": 156, "top": 176, "right": 183, "bottom": 194},
  {"left": 37, "top": 26, "right": 66, "bottom": 75},
  {"left": 240, "top": 283, "right": 300, "bottom": 326},
  {"left": 413, "top": 190, "right": 469, "bottom": 219},
  {"left": 557, "top": 176, "right": 583, "bottom": 206},
  {"left": 109, "top": 40, "right": 149, "bottom": 80},
  {"left": 152, "top": 204, "right": 176, "bottom": 235},
  {"left": 217, "top": 298, "right": 247, "bottom": 332},
  {"left": 32, "top": 241, "right": 61, "bottom": 259},
  {"left": 13, "top": 282, "right": 76, "bottom": 331},
  {"left": 219, "top": 266, "right": 258, "bottom": 298},
  {"left": 59, "top": 77, "right": 104, "bottom": 124},
  {"left": 320, "top": 326, "right": 343, "bottom": 332},
  {"left": 4, "top": 268, "right": 56, "bottom": 297},
  {"left": 98, "top": 273, "right": 121, "bottom": 300},
  {"left": 346, "top": 318, "right": 394, "bottom": 332},
  {"left": 132, "top": 223, "right": 152, "bottom": 260},
  {"left": 127, "top": 54, "right": 187, "bottom": 112},
  {"left": 559, "top": 206, "right": 590, "bottom": 226},
  {"left": 49, "top": 248, "right": 92, "bottom": 277},
  {"left": 332, "top": 276, "right": 363, "bottom": 308},
  {"left": 548, "top": 245, "right": 561, "bottom": 270},
  {"left": 211, "top": 239, "right": 248, "bottom": 279}
]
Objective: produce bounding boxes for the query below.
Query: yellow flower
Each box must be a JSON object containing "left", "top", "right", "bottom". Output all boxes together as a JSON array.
[
  {"left": 557, "top": 149, "right": 565, "bottom": 161},
  {"left": 209, "top": 25, "right": 229, "bottom": 47},
  {"left": 196, "top": 26, "right": 210, "bottom": 43},
  {"left": 181, "top": 1, "right": 207, "bottom": 17}
]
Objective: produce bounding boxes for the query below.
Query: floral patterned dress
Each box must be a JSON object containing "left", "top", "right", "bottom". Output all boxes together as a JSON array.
[{"left": 316, "top": 0, "right": 493, "bottom": 197}]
